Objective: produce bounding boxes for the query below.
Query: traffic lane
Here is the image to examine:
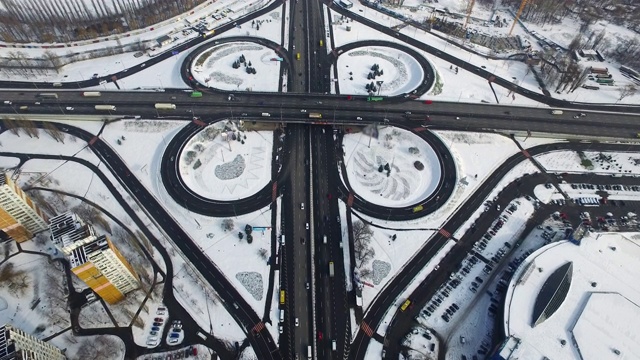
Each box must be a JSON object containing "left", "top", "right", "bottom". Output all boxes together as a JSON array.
[{"left": 5, "top": 91, "right": 640, "bottom": 126}]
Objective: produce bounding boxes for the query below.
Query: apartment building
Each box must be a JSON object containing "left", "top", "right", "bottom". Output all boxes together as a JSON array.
[
  {"left": 49, "top": 213, "right": 139, "bottom": 304},
  {"left": 0, "top": 324, "right": 66, "bottom": 360},
  {"left": 0, "top": 173, "right": 48, "bottom": 242}
]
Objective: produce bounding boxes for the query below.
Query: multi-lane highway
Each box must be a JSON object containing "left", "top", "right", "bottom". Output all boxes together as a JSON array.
[{"left": 2, "top": 1, "right": 640, "bottom": 359}]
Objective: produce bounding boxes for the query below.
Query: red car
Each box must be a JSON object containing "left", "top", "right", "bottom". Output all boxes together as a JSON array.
[
  {"left": 318, "top": 331, "right": 323, "bottom": 340},
  {"left": 423, "top": 100, "right": 433, "bottom": 104},
  {"left": 327, "top": 193, "right": 332, "bottom": 200}
]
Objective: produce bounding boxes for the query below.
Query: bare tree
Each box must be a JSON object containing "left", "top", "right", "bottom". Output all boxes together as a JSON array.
[
  {"left": 618, "top": 84, "right": 637, "bottom": 101},
  {"left": 353, "top": 220, "right": 375, "bottom": 268}
]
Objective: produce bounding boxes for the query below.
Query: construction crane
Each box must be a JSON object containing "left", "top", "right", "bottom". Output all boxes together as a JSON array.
[
  {"left": 509, "top": 0, "right": 529, "bottom": 36},
  {"left": 463, "top": 0, "right": 476, "bottom": 28}
]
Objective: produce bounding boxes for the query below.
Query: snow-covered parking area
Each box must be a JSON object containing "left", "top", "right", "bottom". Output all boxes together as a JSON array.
[
  {"left": 179, "top": 121, "right": 273, "bottom": 201},
  {"left": 336, "top": 46, "right": 424, "bottom": 96},
  {"left": 342, "top": 126, "right": 441, "bottom": 207},
  {"left": 191, "top": 42, "right": 281, "bottom": 92}
]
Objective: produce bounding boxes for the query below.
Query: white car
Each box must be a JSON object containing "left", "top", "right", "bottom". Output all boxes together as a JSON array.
[
  {"left": 305, "top": 223, "right": 309, "bottom": 230},
  {"left": 300, "top": 203, "right": 304, "bottom": 210},
  {"left": 356, "top": 116, "right": 363, "bottom": 120},
  {"left": 295, "top": 318, "right": 299, "bottom": 327},
  {"left": 300, "top": 109, "right": 307, "bottom": 113},
  {"left": 65, "top": 107, "right": 74, "bottom": 111}
]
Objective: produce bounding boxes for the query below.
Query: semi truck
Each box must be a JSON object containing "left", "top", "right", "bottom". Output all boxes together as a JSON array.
[
  {"left": 155, "top": 103, "right": 176, "bottom": 110},
  {"left": 95, "top": 105, "right": 116, "bottom": 111},
  {"left": 329, "top": 262, "right": 334, "bottom": 277},
  {"left": 551, "top": 110, "right": 563, "bottom": 115}
]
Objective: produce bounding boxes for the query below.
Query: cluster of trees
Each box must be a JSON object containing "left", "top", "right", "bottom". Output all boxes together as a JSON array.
[
  {"left": 0, "top": 0, "right": 205, "bottom": 43},
  {"left": 353, "top": 220, "right": 375, "bottom": 280},
  {"left": 367, "top": 63, "right": 384, "bottom": 80},
  {"left": 231, "top": 54, "right": 257, "bottom": 74},
  {"left": 1, "top": 117, "right": 65, "bottom": 143},
  {"left": 365, "top": 81, "right": 379, "bottom": 93}
]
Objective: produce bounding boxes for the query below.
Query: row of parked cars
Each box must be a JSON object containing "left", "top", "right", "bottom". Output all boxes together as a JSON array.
[
  {"left": 145, "top": 346, "right": 198, "bottom": 360},
  {"left": 147, "top": 307, "right": 167, "bottom": 347}
]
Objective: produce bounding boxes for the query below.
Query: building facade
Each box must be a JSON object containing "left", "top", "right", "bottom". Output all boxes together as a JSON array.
[
  {"left": 49, "top": 213, "right": 139, "bottom": 304},
  {"left": 0, "top": 173, "right": 48, "bottom": 242},
  {"left": 0, "top": 324, "right": 66, "bottom": 360}
]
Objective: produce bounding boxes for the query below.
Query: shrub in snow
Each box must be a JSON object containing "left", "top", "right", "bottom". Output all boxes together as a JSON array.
[
  {"left": 184, "top": 150, "right": 197, "bottom": 165},
  {"left": 193, "top": 159, "right": 202, "bottom": 170},
  {"left": 414, "top": 161, "right": 424, "bottom": 171},
  {"left": 408, "top": 147, "right": 420, "bottom": 155},
  {"left": 221, "top": 219, "right": 234, "bottom": 231},
  {"left": 238, "top": 232, "right": 244, "bottom": 240},
  {"left": 214, "top": 155, "right": 246, "bottom": 180},
  {"left": 245, "top": 224, "right": 253, "bottom": 234},
  {"left": 371, "top": 260, "right": 391, "bottom": 285},
  {"left": 247, "top": 234, "right": 253, "bottom": 243},
  {"left": 235, "top": 272, "right": 263, "bottom": 300}
]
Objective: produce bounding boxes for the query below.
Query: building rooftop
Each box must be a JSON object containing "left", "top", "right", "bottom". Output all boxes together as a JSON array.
[{"left": 503, "top": 232, "right": 640, "bottom": 360}]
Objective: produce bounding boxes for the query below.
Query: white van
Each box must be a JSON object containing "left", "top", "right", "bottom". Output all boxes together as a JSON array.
[
  {"left": 323, "top": 235, "right": 327, "bottom": 244},
  {"left": 279, "top": 309, "right": 284, "bottom": 322},
  {"left": 261, "top": 112, "right": 271, "bottom": 117},
  {"left": 307, "top": 345, "right": 312, "bottom": 359},
  {"left": 332, "top": 340, "right": 337, "bottom": 351}
]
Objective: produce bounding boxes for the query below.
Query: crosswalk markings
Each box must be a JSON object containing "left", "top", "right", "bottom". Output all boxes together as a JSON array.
[
  {"left": 361, "top": 321, "right": 374, "bottom": 337},
  {"left": 439, "top": 228, "right": 451, "bottom": 238},
  {"left": 252, "top": 322, "right": 265, "bottom": 333}
]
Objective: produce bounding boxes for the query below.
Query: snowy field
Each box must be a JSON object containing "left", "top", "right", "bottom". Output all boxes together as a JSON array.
[
  {"left": 342, "top": 126, "right": 441, "bottom": 208},
  {"left": 536, "top": 150, "right": 640, "bottom": 176},
  {"left": 336, "top": 46, "right": 424, "bottom": 96},
  {"left": 102, "top": 119, "right": 276, "bottom": 316},
  {"left": 179, "top": 121, "right": 273, "bottom": 201},
  {"left": 329, "top": 1, "right": 640, "bottom": 105},
  {"left": 191, "top": 42, "right": 281, "bottom": 92}
]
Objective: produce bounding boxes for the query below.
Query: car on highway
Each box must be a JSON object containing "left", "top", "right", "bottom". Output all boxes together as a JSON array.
[
  {"left": 295, "top": 318, "right": 299, "bottom": 327},
  {"left": 356, "top": 116, "right": 363, "bottom": 120},
  {"left": 300, "top": 203, "right": 304, "bottom": 210},
  {"left": 305, "top": 223, "right": 309, "bottom": 230},
  {"left": 65, "top": 106, "right": 74, "bottom": 111},
  {"left": 300, "top": 109, "right": 307, "bottom": 113}
]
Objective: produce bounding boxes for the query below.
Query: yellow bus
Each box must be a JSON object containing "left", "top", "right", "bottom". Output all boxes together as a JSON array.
[
  {"left": 309, "top": 113, "right": 322, "bottom": 119},
  {"left": 412, "top": 205, "right": 423, "bottom": 213},
  {"left": 319, "top": 40, "right": 324, "bottom": 47},
  {"left": 279, "top": 290, "right": 285, "bottom": 305},
  {"left": 400, "top": 299, "right": 411, "bottom": 311},
  {"left": 296, "top": 52, "right": 300, "bottom": 60}
]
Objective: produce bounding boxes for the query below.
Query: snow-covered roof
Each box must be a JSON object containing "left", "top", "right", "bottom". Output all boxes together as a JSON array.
[{"left": 503, "top": 232, "right": 640, "bottom": 360}]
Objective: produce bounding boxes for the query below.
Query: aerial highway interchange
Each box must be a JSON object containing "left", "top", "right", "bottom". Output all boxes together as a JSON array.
[{"left": 0, "top": 0, "right": 639, "bottom": 360}]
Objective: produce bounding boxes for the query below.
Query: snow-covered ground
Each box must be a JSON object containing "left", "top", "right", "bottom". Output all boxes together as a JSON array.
[
  {"left": 336, "top": 46, "right": 424, "bottom": 96},
  {"left": 342, "top": 126, "right": 441, "bottom": 208},
  {"left": 101, "top": 119, "right": 275, "bottom": 316},
  {"left": 535, "top": 150, "right": 640, "bottom": 176},
  {"left": 0, "top": 0, "right": 275, "bottom": 85},
  {"left": 329, "top": 0, "right": 640, "bottom": 105},
  {"left": 191, "top": 42, "right": 281, "bottom": 92},
  {"left": 0, "top": 120, "right": 255, "bottom": 357},
  {"left": 179, "top": 121, "right": 273, "bottom": 201}
]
